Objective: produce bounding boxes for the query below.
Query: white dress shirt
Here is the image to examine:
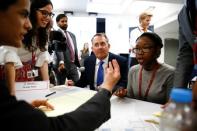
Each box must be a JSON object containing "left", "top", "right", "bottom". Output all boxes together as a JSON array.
[{"left": 94, "top": 55, "right": 109, "bottom": 90}]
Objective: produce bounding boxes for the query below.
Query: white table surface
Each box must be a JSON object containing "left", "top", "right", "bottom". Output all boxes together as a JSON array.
[{"left": 17, "top": 85, "right": 162, "bottom": 131}]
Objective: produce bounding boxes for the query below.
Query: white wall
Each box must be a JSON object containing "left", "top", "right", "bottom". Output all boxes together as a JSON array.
[{"left": 52, "top": 12, "right": 179, "bottom": 63}]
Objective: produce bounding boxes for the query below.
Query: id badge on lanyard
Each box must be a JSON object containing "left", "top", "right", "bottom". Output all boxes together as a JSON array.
[
  {"left": 28, "top": 50, "right": 39, "bottom": 78},
  {"left": 27, "top": 68, "right": 39, "bottom": 79},
  {"left": 15, "top": 50, "right": 39, "bottom": 81}
]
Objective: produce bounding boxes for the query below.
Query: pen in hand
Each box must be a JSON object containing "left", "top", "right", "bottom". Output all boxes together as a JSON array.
[{"left": 45, "top": 91, "right": 56, "bottom": 97}]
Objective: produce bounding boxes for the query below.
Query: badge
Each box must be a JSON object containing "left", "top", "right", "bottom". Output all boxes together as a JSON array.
[{"left": 27, "top": 69, "right": 38, "bottom": 78}]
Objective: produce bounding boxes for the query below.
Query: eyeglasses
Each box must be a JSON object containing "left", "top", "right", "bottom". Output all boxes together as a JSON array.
[
  {"left": 132, "top": 46, "right": 154, "bottom": 54},
  {"left": 37, "top": 9, "right": 54, "bottom": 18}
]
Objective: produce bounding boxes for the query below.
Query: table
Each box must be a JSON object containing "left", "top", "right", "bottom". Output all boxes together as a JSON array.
[
  {"left": 16, "top": 85, "right": 162, "bottom": 131},
  {"left": 42, "top": 86, "right": 162, "bottom": 131}
]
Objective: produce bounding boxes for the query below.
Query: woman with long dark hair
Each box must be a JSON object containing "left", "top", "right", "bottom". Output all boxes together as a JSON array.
[{"left": 17, "top": 0, "right": 54, "bottom": 82}]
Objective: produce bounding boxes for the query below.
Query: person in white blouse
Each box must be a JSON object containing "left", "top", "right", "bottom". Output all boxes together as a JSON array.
[
  {"left": 129, "top": 12, "right": 153, "bottom": 68},
  {"left": 0, "top": 0, "right": 54, "bottom": 109},
  {"left": 16, "top": 0, "right": 54, "bottom": 82}
]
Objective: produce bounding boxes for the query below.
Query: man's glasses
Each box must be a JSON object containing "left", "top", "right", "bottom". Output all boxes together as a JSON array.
[
  {"left": 132, "top": 46, "right": 154, "bottom": 54},
  {"left": 37, "top": 9, "right": 54, "bottom": 18}
]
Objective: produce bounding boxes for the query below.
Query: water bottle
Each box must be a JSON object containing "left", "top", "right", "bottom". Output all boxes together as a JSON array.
[{"left": 160, "top": 88, "right": 196, "bottom": 131}]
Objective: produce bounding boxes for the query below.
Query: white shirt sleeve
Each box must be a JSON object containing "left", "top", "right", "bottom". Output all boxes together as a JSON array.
[
  {"left": 35, "top": 51, "right": 51, "bottom": 67},
  {"left": 129, "top": 28, "right": 142, "bottom": 49},
  {"left": 0, "top": 46, "right": 23, "bottom": 69}
]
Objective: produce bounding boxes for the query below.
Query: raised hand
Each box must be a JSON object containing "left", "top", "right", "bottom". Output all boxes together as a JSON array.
[{"left": 101, "top": 59, "right": 120, "bottom": 93}]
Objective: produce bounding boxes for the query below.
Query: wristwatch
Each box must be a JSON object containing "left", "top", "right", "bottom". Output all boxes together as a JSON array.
[{"left": 99, "top": 88, "right": 112, "bottom": 98}]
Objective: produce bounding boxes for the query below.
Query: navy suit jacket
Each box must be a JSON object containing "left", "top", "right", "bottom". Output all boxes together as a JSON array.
[{"left": 75, "top": 52, "right": 128, "bottom": 91}]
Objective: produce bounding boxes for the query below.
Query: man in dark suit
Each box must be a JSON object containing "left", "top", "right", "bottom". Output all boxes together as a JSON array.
[
  {"left": 67, "top": 33, "right": 128, "bottom": 92},
  {"left": 52, "top": 14, "right": 80, "bottom": 85}
]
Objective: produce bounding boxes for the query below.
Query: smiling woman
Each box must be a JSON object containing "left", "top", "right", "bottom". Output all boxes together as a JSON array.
[{"left": 16, "top": 0, "right": 53, "bottom": 82}]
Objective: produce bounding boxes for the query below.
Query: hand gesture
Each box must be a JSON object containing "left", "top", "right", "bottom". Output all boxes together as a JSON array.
[
  {"left": 101, "top": 59, "right": 120, "bottom": 92},
  {"left": 114, "top": 88, "right": 127, "bottom": 97},
  {"left": 58, "top": 63, "right": 65, "bottom": 72},
  {"left": 31, "top": 99, "right": 54, "bottom": 110},
  {"left": 66, "top": 79, "right": 74, "bottom": 86}
]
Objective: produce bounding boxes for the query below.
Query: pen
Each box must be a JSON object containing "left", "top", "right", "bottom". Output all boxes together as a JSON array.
[{"left": 45, "top": 91, "right": 56, "bottom": 97}]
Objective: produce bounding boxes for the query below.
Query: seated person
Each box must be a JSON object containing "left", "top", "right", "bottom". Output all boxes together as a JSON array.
[
  {"left": 67, "top": 33, "right": 128, "bottom": 92},
  {"left": 115, "top": 32, "right": 175, "bottom": 104}
]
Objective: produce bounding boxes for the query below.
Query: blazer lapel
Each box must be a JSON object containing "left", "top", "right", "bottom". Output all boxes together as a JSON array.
[{"left": 88, "top": 55, "right": 96, "bottom": 89}]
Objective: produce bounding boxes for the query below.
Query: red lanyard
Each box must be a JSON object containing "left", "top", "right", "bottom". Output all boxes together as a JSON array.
[
  {"left": 31, "top": 51, "right": 36, "bottom": 67},
  {"left": 138, "top": 64, "right": 160, "bottom": 99}
]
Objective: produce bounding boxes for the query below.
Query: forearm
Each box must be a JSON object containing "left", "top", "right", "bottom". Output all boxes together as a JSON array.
[
  {"left": 5, "top": 63, "right": 15, "bottom": 96},
  {"left": 40, "top": 61, "right": 49, "bottom": 81}
]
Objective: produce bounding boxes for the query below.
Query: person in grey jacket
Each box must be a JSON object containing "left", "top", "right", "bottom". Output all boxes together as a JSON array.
[
  {"left": 52, "top": 14, "right": 80, "bottom": 85},
  {"left": 173, "top": 0, "right": 197, "bottom": 110},
  {"left": 173, "top": 0, "right": 196, "bottom": 88}
]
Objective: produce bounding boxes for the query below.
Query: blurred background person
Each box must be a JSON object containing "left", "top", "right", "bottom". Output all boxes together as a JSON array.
[
  {"left": 79, "top": 42, "right": 90, "bottom": 67},
  {"left": 52, "top": 14, "right": 80, "bottom": 85},
  {"left": 129, "top": 12, "right": 153, "bottom": 68}
]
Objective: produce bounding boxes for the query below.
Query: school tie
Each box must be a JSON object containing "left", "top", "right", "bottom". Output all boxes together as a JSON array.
[
  {"left": 65, "top": 31, "right": 75, "bottom": 62},
  {"left": 97, "top": 61, "right": 104, "bottom": 86}
]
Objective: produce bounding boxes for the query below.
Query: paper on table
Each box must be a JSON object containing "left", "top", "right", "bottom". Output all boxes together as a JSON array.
[{"left": 44, "top": 89, "right": 96, "bottom": 116}]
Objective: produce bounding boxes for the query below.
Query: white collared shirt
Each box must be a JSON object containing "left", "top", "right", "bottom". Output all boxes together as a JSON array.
[{"left": 94, "top": 54, "right": 109, "bottom": 89}]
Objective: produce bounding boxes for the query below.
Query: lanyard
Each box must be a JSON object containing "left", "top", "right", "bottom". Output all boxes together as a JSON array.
[
  {"left": 138, "top": 64, "right": 160, "bottom": 99},
  {"left": 31, "top": 51, "right": 36, "bottom": 67}
]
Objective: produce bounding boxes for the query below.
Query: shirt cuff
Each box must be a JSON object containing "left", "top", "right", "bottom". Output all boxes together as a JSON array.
[
  {"left": 99, "top": 88, "right": 112, "bottom": 98},
  {"left": 59, "top": 61, "right": 64, "bottom": 65}
]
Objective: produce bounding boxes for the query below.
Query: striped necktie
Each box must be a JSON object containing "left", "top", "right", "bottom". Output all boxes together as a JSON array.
[{"left": 65, "top": 31, "right": 75, "bottom": 62}]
